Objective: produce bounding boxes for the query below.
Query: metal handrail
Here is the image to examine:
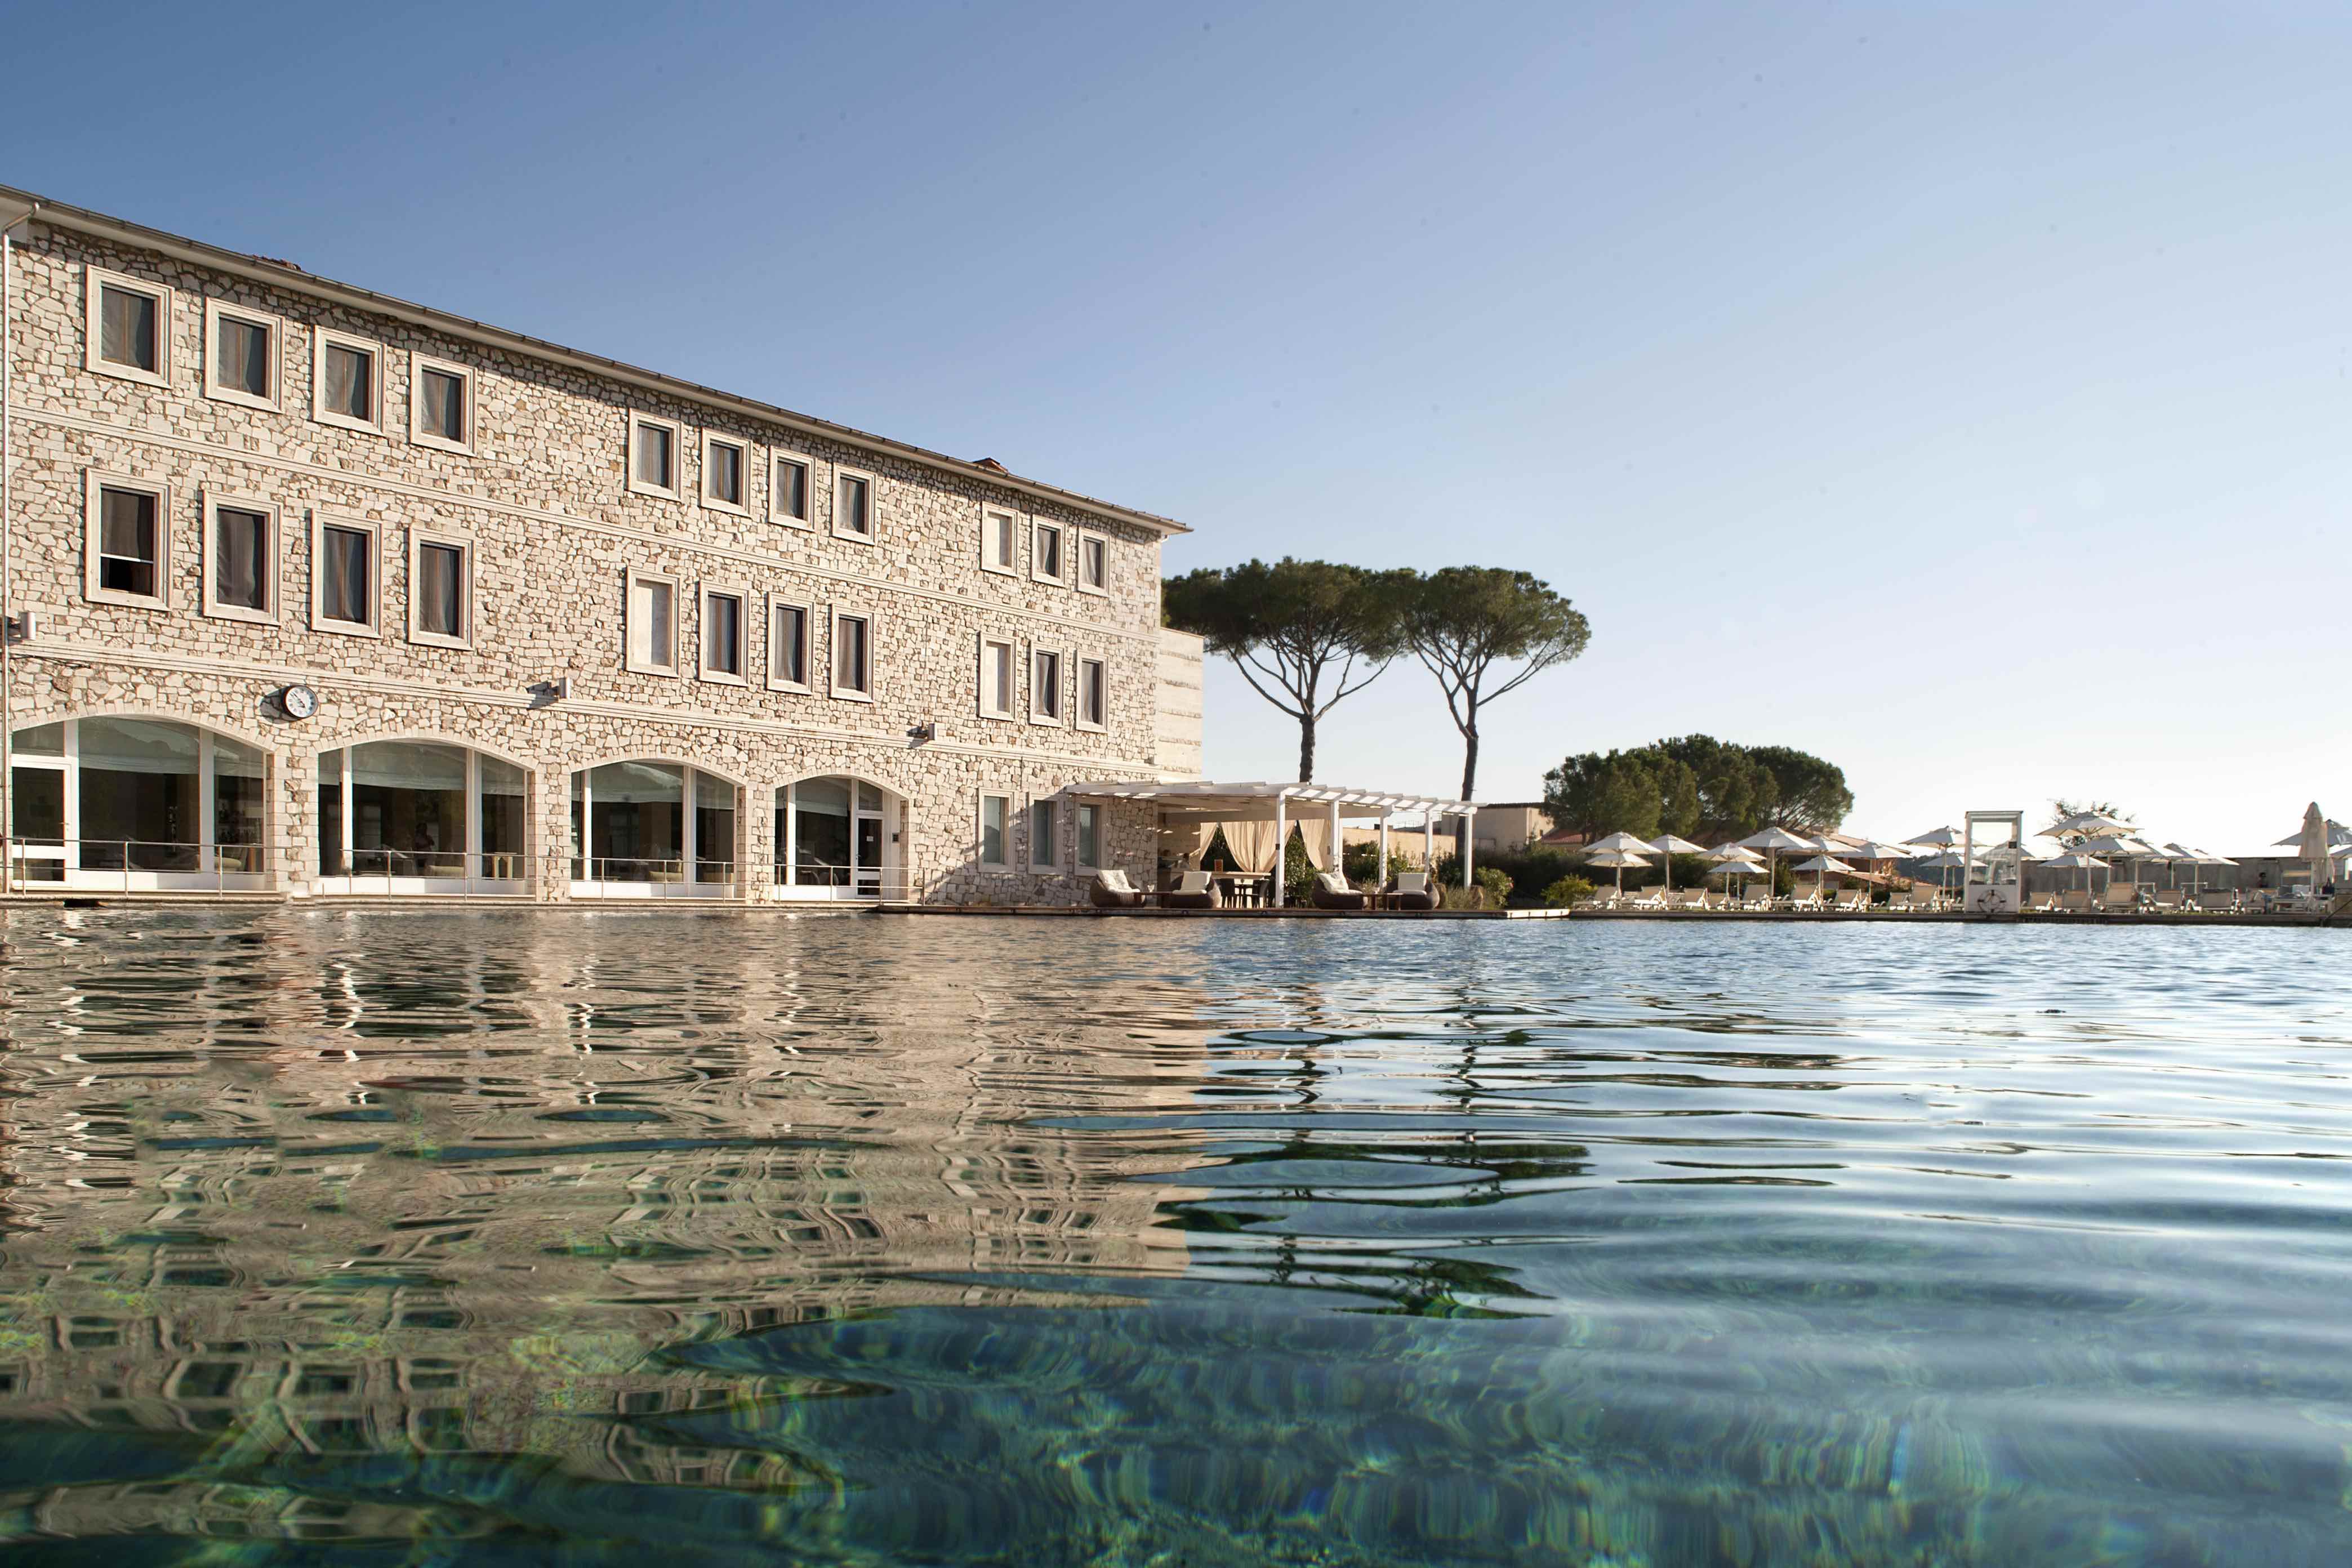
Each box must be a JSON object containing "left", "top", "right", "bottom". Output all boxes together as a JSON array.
[
  {"left": 323, "top": 848, "right": 527, "bottom": 884},
  {"left": 5, "top": 836, "right": 269, "bottom": 894},
  {"left": 570, "top": 855, "right": 738, "bottom": 893}
]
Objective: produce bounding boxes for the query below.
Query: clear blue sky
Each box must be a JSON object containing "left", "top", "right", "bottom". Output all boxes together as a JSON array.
[{"left": 10, "top": 2, "right": 2345, "bottom": 850}]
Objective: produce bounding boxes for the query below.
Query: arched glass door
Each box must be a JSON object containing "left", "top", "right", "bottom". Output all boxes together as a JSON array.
[
  {"left": 774, "top": 777, "right": 895, "bottom": 899},
  {"left": 570, "top": 762, "right": 737, "bottom": 898},
  {"left": 314, "top": 741, "right": 529, "bottom": 895},
  {"left": 8, "top": 718, "right": 270, "bottom": 889}
]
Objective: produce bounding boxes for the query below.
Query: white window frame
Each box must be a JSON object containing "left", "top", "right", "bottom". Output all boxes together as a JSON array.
[
  {"left": 1031, "top": 519, "right": 1067, "bottom": 585},
  {"left": 311, "top": 327, "right": 386, "bottom": 435},
  {"left": 832, "top": 465, "right": 876, "bottom": 543},
  {"left": 1030, "top": 644, "right": 1066, "bottom": 727},
  {"left": 309, "top": 510, "right": 384, "bottom": 638},
  {"left": 977, "top": 791, "right": 1013, "bottom": 870},
  {"left": 1075, "top": 801, "right": 1104, "bottom": 870},
  {"left": 406, "top": 528, "right": 475, "bottom": 650},
  {"left": 624, "top": 567, "right": 682, "bottom": 676},
  {"left": 201, "top": 298, "right": 282, "bottom": 411},
  {"left": 699, "top": 581, "right": 750, "bottom": 684},
  {"left": 1077, "top": 531, "right": 1110, "bottom": 595},
  {"left": 977, "top": 634, "right": 1017, "bottom": 720},
  {"left": 83, "top": 469, "right": 173, "bottom": 611},
  {"left": 701, "top": 432, "right": 751, "bottom": 516},
  {"left": 84, "top": 266, "right": 173, "bottom": 387},
  {"left": 626, "top": 412, "right": 684, "bottom": 500},
  {"left": 1076, "top": 655, "right": 1109, "bottom": 732},
  {"left": 981, "top": 507, "right": 1019, "bottom": 577},
  {"left": 830, "top": 607, "right": 876, "bottom": 702},
  {"left": 1028, "top": 796, "right": 1062, "bottom": 871},
  {"left": 769, "top": 450, "right": 816, "bottom": 529},
  {"left": 407, "top": 351, "right": 476, "bottom": 455},
  {"left": 200, "top": 488, "right": 280, "bottom": 626},
  {"left": 766, "top": 595, "right": 813, "bottom": 693}
]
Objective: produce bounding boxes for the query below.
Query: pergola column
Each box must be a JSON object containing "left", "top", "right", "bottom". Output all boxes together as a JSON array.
[
  {"left": 1462, "top": 811, "right": 1474, "bottom": 887},
  {"left": 1328, "top": 797, "right": 1342, "bottom": 887},
  {"left": 1378, "top": 810, "right": 1391, "bottom": 889},
  {"left": 1272, "top": 792, "right": 1288, "bottom": 908}
]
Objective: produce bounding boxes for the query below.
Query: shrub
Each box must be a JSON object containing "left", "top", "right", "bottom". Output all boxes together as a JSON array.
[
  {"left": 1342, "top": 841, "right": 1416, "bottom": 887},
  {"left": 1542, "top": 874, "right": 1596, "bottom": 907}
]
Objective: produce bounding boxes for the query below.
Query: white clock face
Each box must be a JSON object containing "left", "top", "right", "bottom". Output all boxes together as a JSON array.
[{"left": 282, "top": 684, "right": 317, "bottom": 720}]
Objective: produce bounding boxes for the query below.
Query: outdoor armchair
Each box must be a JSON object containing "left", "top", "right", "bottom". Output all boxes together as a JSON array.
[
  {"left": 1088, "top": 869, "right": 1146, "bottom": 908},
  {"left": 1163, "top": 870, "right": 1220, "bottom": 911},
  {"left": 1310, "top": 871, "right": 1371, "bottom": 911},
  {"left": 1390, "top": 871, "right": 1439, "bottom": 912}
]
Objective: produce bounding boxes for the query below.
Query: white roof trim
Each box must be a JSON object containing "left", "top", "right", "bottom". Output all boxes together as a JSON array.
[{"left": 1064, "top": 778, "right": 1477, "bottom": 815}]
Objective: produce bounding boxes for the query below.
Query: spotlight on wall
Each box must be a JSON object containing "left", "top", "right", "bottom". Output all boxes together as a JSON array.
[
  {"left": 5, "top": 611, "right": 37, "bottom": 643},
  {"left": 528, "top": 675, "right": 572, "bottom": 710},
  {"left": 906, "top": 721, "right": 937, "bottom": 745}
]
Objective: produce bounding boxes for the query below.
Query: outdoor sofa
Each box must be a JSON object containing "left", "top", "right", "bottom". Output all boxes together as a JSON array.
[
  {"left": 1389, "top": 872, "right": 1438, "bottom": 912},
  {"left": 1310, "top": 872, "right": 1371, "bottom": 911},
  {"left": 1162, "top": 870, "right": 1219, "bottom": 911},
  {"left": 1088, "top": 870, "right": 1147, "bottom": 908}
]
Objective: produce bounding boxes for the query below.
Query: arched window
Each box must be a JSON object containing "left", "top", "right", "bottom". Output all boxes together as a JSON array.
[
  {"left": 773, "top": 777, "right": 897, "bottom": 899},
  {"left": 314, "top": 741, "right": 528, "bottom": 892},
  {"left": 570, "top": 762, "right": 737, "bottom": 897},
  {"left": 8, "top": 718, "right": 269, "bottom": 888}
]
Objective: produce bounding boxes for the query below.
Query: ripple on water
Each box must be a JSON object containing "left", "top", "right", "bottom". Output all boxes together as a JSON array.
[{"left": 0, "top": 910, "right": 2348, "bottom": 1565}]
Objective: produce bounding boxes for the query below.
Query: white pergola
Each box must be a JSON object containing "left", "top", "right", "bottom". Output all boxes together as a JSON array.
[{"left": 1062, "top": 779, "right": 1480, "bottom": 908}]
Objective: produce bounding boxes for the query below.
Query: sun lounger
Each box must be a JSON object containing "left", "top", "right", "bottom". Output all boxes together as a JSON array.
[
  {"left": 2194, "top": 889, "right": 2236, "bottom": 912},
  {"left": 2151, "top": 888, "right": 2186, "bottom": 911},
  {"left": 1625, "top": 885, "right": 1667, "bottom": 910},
  {"left": 1389, "top": 871, "right": 1438, "bottom": 912},
  {"left": 1163, "top": 870, "right": 1219, "bottom": 910},
  {"left": 1783, "top": 889, "right": 1822, "bottom": 911},
  {"left": 1575, "top": 891, "right": 1618, "bottom": 911},
  {"left": 2059, "top": 889, "right": 2092, "bottom": 913},
  {"left": 2025, "top": 893, "right": 2058, "bottom": 913},
  {"left": 1088, "top": 869, "right": 1146, "bottom": 908},
  {"left": 1310, "top": 871, "right": 1370, "bottom": 911},
  {"left": 1832, "top": 889, "right": 1868, "bottom": 912},
  {"left": 1673, "top": 888, "right": 1710, "bottom": 910},
  {"left": 2101, "top": 886, "right": 2142, "bottom": 913},
  {"left": 1742, "top": 887, "right": 1775, "bottom": 911}
]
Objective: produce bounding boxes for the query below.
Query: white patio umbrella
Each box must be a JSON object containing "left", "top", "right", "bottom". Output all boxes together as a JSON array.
[
  {"left": 1588, "top": 831, "right": 1658, "bottom": 856},
  {"left": 1584, "top": 848, "right": 1650, "bottom": 898},
  {"left": 1646, "top": 834, "right": 1708, "bottom": 894},
  {"left": 1707, "top": 844, "right": 1762, "bottom": 901},
  {"left": 1903, "top": 826, "right": 1963, "bottom": 850},
  {"left": 1791, "top": 854, "right": 1855, "bottom": 899},
  {"left": 2043, "top": 850, "right": 2109, "bottom": 896},
  {"left": 1740, "top": 825, "right": 1816, "bottom": 899},
  {"left": 2074, "top": 834, "right": 2157, "bottom": 898},
  {"left": 2295, "top": 803, "right": 2331, "bottom": 894}
]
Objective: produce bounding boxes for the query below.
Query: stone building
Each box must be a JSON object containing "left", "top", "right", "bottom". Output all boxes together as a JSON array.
[{"left": 0, "top": 185, "right": 1203, "bottom": 905}]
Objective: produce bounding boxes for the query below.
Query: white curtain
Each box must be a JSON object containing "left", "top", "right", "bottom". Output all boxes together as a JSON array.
[
  {"left": 1298, "top": 818, "right": 1331, "bottom": 871},
  {"left": 215, "top": 508, "right": 265, "bottom": 609},
  {"left": 324, "top": 344, "right": 369, "bottom": 418},
  {"left": 1219, "top": 819, "right": 1278, "bottom": 873},
  {"left": 101, "top": 287, "right": 154, "bottom": 369}
]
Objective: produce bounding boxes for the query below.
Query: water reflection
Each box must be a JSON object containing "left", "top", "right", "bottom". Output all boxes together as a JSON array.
[{"left": 0, "top": 912, "right": 2348, "bottom": 1563}]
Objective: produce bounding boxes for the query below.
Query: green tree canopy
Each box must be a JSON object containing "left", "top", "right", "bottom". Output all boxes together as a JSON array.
[
  {"left": 1544, "top": 735, "right": 1851, "bottom": 843},
  {"left": 1163, "top": 558, "right": 1402, "bottom": 781},
  {"left": 1393, "top": 567, "right": 1591, "bottom": 804}
]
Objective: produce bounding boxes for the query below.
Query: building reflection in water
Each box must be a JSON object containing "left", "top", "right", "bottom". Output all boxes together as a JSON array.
[{"left": 0, "top": 910, "right": 1211, "bottom": 1524}]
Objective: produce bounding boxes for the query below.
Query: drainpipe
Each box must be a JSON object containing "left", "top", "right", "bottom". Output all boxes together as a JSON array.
[{"left": 0, "top": 200, "right": 38, "bottom": 896}]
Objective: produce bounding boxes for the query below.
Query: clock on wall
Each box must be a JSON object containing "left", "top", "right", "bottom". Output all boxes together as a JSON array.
[{"left": 276, "top": 684, "right": 318, "bottom": 720}]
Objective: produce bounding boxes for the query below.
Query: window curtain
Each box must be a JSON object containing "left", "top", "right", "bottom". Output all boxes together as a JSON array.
[
  {"left": 215, "top": 509, "right": 265, "bottom": 609},
  {"left": 101, "top": 287, "right": 155, "bottom": 369},
  {"left": 79, "top": 718, "right": 201, "bottom": 777},
  {"left": 421, "top": 371, "right": 461, "bottom": 439},
  {"left": 324, "top": 345, "right": 367, "bottom": 418},
  {"left": 777, "top": 460, "right": 806, "bottom": 518},
  {"left": 323, "top": 528, "right": 369, "bottom": 623},
  {"left": 636, "top": 424, "right": 669, "bottom": 484},
  {"left": 101, "top": 489, "right": 155, "bottom": 564},
  {"left": 420, "top": 545, "right": 461, "bottom": 635},
  {"left": 221, "top": 317, "right": 269, "bottom": 395}
]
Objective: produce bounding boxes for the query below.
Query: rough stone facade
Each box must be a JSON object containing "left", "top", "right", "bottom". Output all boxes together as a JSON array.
[{"left": 0, "top": 203, "right": 1196, "bottom": 903}]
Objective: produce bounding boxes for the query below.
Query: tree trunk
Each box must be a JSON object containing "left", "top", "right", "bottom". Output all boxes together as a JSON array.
[
  {"left": 1455, "top": 718, "right": 1479, "bottom": 865},
  {"left": 1298, "top": 712, "right": 1316, "bottom": 783}
]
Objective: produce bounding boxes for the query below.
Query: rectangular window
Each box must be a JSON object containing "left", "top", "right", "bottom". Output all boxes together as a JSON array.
[
  {"left": 409, "top": 354, "right": 474, "bottom": 453},
  {"left": 1076, "top": 803, "right": 1102, "bottom": 869},
  {"left": 979, "top": 636, "right": 1015, "bottom": 719},
  {"left": 626, "top": 569, "right": 679, "bottom": 674},
  {"left": 835, "top": 470, "right": 873, "bottom": 539},
  {"left": 409, "top": 532, "right": 471, "bottom": 648},
  {"left": 86, "top": 268, "right": 171, "bottom": 386},
  {"left": 832, "top": 611, "right": 873, "bottom": 698},
  {"left": 768, "top": 599, "right": 811, "bottom": 691},
  {"left": 772, "top": 455, "right": 812, "bottom": 525},
  {"left": 1079, "top": 533, "right": 1108, "bottom": 594},
  {"left": 203, "top": 492, "right": 277, "bottom": 623},
  {"left": 979, "top": 793, "right": 1010, "bottom": 868},
  {"left": 703, "top": 434, "right": 747, "bottom": 512},
  {"left": 1031, "top": 647, "right": 1063, "bottom": 724},
  {"left": 1078, "top": 657, "right": 1108, "bottom": 730},
  {"left": 1032, "top": 520, "right": 1064, "bottom": 583},
  {"left": 311, "top": 513, "right": 381, "bottom": 635},
  {"left": 628, "top": 413, "right": 681, "bottom": 498},
  {"left": 203, "top": 300, "right": 278, "bottom": 408},
  {"left": 982, "top": 509, "right": 1018, "bottom": 575},
  {"left": 313, "top": 329, "right": 383, "bottom": 432},
  {"left": 88, "top": 478, "right": 166, "bottom": 605},
  {"left": 702, "top": 587, "right": 746, "bottom": 681},
  {"left": 1030, "top": 799, "right": 1059, "bottom": 870}
]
